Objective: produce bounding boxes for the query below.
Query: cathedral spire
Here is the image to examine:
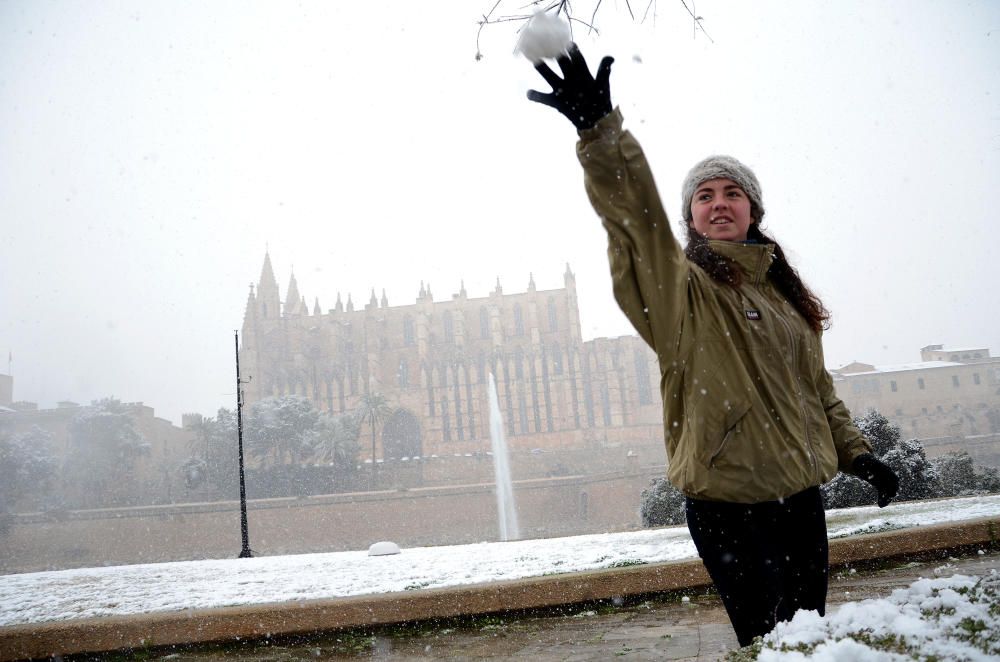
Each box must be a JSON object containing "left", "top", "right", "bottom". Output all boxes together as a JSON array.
[
  {"left": 346, "top": 293, "right": 354, "bottom": 312},
  {"left": 259, "top": 251, "right": 278, "bottom": 291},
  {"left": 381, "top": 289, "right": 388, "bottom": 308},
  {"left": 255, "top": 251, "right": 280, "bottom": 319},
  {"left": 285, "top": 271, "right": 302, "bottom": 316},
  {"left": 313, "top": 297, "right": 322, "bottom": 316},
  {"left": 335, "top": 292, "right": 343, "bottom": 313},
  {"left": 528, "top": 272, "right": 536, "bottom": 292}
]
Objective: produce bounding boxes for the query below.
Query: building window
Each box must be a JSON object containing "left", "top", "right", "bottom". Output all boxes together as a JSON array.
[
  {"left": 443, "top": 311, "right": 454, "bottom": 342},
  {"left": 518, "top": 390, "right": 529, "bottom": 434},
  {"left": 952, "top": 375, "right": 960, "bottom": 387},
  {"left": 601, "top": 384, "right": 612, "bottom": 427},
  {"left": 427, "top": 367, "right": 435, "bottom": 418},
  {"left": 937, "top": 405, "right": 943, "bottom": 413},
  {"left": 895, "top": 408, "right": 903, "bottom": 416},
  {"left": 441, "top": 397, "right": 451, "bottom": 441},
  {"left": 921, "top": 407, "right": 927, "bottom": 414},
  {"left": 398, "top": 359, "right": 409, "bottom": 387},
  {"left": 480, "top": 307, "right": 490, "bottom": 339},
  {"left": 403, "top": 315, "right": 415, "bottom": 346},
  {"left": 974, "top": 373, "right": 981, "bottom": 385},
  {"left": 548, "top": 297, "right": 558, "bottom": 331},
  {"left": 918, "top": 378, "right": 925, "bottom": 390},
  {"left": 552, "top": 343, "right": 563, "bottom": 375},
  {"left": 514, "top": 303, "right": 525, "bottom": 336},
  {"left": 635, "top": 350, "right": 653, "bottom": 405},
  {"left": 890, "top": 380, "right": 897, "bottom": 393}
]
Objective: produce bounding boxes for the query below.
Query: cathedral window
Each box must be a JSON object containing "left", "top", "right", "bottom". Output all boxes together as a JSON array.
[
  {"left": 601, "top": 383, "right": 612, "bottom": 426},
  {"left": 552, "top": 343, "right": 563, "bottom": 375},
  {"left": 514, "top": 303, "right": 525, "bottom": 336},
  {"left": 514, "top": 348, "right": 524, "bottom": 379},
  {"left": 426, "top": 365, "right": 435, "bottom": 417},
  {"left": 480, "top": 307, "right": 489, "bottom": 339},
  {"left": 403, "top": 316, "right": 415, "bottom": 346},
  {"left": 441, "top": 396, "right": 451, "bottom": 441},
  {"left": 518, "top": 389, "right": 529, "bottom": 435},
  {"left": 453, "top": 380, "right": 464, "bottom": 441},
  {"left": 634, "top": 350, "right": 653, "bottom": 405},
  {"left": 398, "top": 359, "right": 409, "bottom": 387},
  {"left": 548, "top": 297, "right": 558, "bottom": 331},
  {"left": 443, "top": 311, "right": 454, "bottom": 342}
]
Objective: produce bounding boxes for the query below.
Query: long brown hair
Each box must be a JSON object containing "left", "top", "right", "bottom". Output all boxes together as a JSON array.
[{"left": 683, "top": 223, "right": 831, "bottom": 332}]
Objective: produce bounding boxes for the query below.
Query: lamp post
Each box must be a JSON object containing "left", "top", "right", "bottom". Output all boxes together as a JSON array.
[{"left": 235, "top": 330, "right": 253, "bottom": 558}]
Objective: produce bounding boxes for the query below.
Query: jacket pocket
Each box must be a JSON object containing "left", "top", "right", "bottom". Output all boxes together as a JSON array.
[{"left": 694, "top": 396, "right": 751, "bottom": 469}]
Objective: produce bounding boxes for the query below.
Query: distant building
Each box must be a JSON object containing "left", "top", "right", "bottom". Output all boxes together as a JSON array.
[
  {"left": 238, "top": 253, "right": 664, "bottom": 462},
  {"left": 832, "top": 345, "right": 1000, "bottom": 439},
  {"left": 0, "top": 385, "right": 193, "bottom": 509}
]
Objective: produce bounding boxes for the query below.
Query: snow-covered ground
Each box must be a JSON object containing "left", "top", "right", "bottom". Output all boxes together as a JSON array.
[
  {"left": 1, "top": 495, "right": 999, "bottom": 628},
  {"left": 757, "top": 573, "right": 1000, "bottom": 661}
]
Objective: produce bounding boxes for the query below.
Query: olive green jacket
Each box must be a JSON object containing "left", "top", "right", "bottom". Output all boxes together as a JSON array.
[{"left": 577, "top": 109, "right": 870, "bottom": 503}]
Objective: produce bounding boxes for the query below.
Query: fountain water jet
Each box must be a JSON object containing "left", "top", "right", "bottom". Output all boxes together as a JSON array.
[{"left": 488, "top": 372, "right": 520, "bottom": 541}]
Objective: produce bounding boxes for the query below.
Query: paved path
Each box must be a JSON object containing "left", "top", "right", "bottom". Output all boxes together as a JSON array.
[{"left": 122, "top": 551, "right": 1000, "bottom": 662}]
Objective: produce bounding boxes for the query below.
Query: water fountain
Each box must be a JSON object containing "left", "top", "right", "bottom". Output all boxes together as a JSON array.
[{"left": 488, "top": 373, "right": 520, "bottom": 541}]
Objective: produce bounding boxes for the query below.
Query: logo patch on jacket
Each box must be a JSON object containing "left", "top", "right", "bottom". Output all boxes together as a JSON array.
[{"left": 745, "top": 309, "right": 761, "bottom": 321}]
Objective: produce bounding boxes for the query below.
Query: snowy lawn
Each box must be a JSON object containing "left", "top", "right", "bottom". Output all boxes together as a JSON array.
[
  {"left": 729, "top": 572, "right": 1000, "bottom": 661},
  {"left": 1, "top": 494, "right": 999, "bottom": 627}
]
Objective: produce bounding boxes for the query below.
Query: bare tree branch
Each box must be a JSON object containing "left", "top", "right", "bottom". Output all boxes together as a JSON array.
[
  {"left": 476, "top": 0, "right": 710, "bottom": 59},
  {"left": 678, "top": 0, "right": 713, "bottom": 43}
]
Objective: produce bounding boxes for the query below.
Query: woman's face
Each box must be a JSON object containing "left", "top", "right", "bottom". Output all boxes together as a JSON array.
[{"left": 688, "top": 178, "right": 753, "bottom": 242}]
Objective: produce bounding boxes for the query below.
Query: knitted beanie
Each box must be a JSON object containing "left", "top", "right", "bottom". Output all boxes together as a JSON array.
[{"left": 681, "top": 155, "right": 764, "bottom": 223}]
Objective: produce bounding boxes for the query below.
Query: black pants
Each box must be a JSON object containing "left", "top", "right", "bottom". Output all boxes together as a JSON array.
[{"left": 685, "top": 486, "right": 828, "bottom": 647}]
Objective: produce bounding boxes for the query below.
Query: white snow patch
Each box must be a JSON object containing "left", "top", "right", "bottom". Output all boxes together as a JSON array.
[
  {"left": 759, "top": 574, "right": 1000, "bottom": 661},
  {"left": 0, "top": 494, "right": 998, "bottom": 628}
]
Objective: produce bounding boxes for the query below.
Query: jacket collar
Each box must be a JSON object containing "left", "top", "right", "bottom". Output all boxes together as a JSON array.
[{"left": 707, "top": 240, "right": 774, "bottom": 285}]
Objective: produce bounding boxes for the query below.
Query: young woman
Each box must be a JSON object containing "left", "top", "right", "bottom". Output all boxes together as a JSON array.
[{"left": 528, "top": 45, "right": 900, "bottom": 646}]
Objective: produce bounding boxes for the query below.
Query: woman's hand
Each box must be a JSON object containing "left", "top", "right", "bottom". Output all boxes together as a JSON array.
[
  {"left": 852, "top": 453, "right": 900, "bottom": 507},
  {"left": 527, "top": 43, "right": 614, "bottom": 131}
]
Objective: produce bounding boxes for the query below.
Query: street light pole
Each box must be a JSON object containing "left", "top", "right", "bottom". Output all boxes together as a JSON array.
[{"left": 235, "top": 330, "right": 253, "bottom": 558}]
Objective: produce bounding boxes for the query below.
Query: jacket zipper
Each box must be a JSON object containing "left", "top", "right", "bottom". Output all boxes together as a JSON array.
[{"left": 773, "top": 297, "right": 819, "bottom": 478}]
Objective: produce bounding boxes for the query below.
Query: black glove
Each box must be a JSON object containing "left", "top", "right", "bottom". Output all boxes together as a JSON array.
[
  {"left": 527, "top": 43, "right": 614, "bottom": 131},
  {"left": 853, "top": 453, "right": 899, "bottom": 508}
]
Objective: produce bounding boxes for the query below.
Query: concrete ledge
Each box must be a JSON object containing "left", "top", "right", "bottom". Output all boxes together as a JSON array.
[{"left": 2, "top": 516, "right": 998, "bottom": 661}]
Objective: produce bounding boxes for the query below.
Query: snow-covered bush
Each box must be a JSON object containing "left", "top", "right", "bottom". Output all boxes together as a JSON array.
[
  {"left": 932, "top": 451, "right": 1000, "bottom": 497},
  {"left": 640, "top": 477, "right": 686, "bottom": 526},
  {"left": 726, "top": 573, "right": 1000, "bottom": 661},
  {"left": 822, "top": 409, "right": 940, "bottom": 509}
]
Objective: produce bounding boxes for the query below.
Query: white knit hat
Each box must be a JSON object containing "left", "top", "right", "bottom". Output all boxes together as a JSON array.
[{"left": 681, "top": 155, "right": 764, "bottom": 223}]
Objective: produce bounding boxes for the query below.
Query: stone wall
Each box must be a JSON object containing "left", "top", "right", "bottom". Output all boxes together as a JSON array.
[{"left": 0, "top": 467, "right": 665, "bottom": 575}]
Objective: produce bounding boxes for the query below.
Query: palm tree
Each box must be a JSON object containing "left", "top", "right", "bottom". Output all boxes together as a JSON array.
[{"left": 357, "top": 391, "right": 392, "bottom": 489}]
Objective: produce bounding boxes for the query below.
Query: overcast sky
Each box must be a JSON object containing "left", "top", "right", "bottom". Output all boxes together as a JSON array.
[{"left": 2, "top": 1, "right": 998, "bottom": 425}]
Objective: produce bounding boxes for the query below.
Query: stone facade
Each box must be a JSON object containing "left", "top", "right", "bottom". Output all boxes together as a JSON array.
[
  {"left": 239, "top": 254, "right": 665, "bottom": 462},
  {"left": 831, "top": 345, "right": 1000, "bottom": 440}
]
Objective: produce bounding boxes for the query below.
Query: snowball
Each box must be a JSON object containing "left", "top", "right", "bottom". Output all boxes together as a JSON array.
[
  {"left": 515, "top": 11, "right": 572, "bottom": 63},
  {"left": 367, "top": 541, "right": 401, "bottom": 556}
]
